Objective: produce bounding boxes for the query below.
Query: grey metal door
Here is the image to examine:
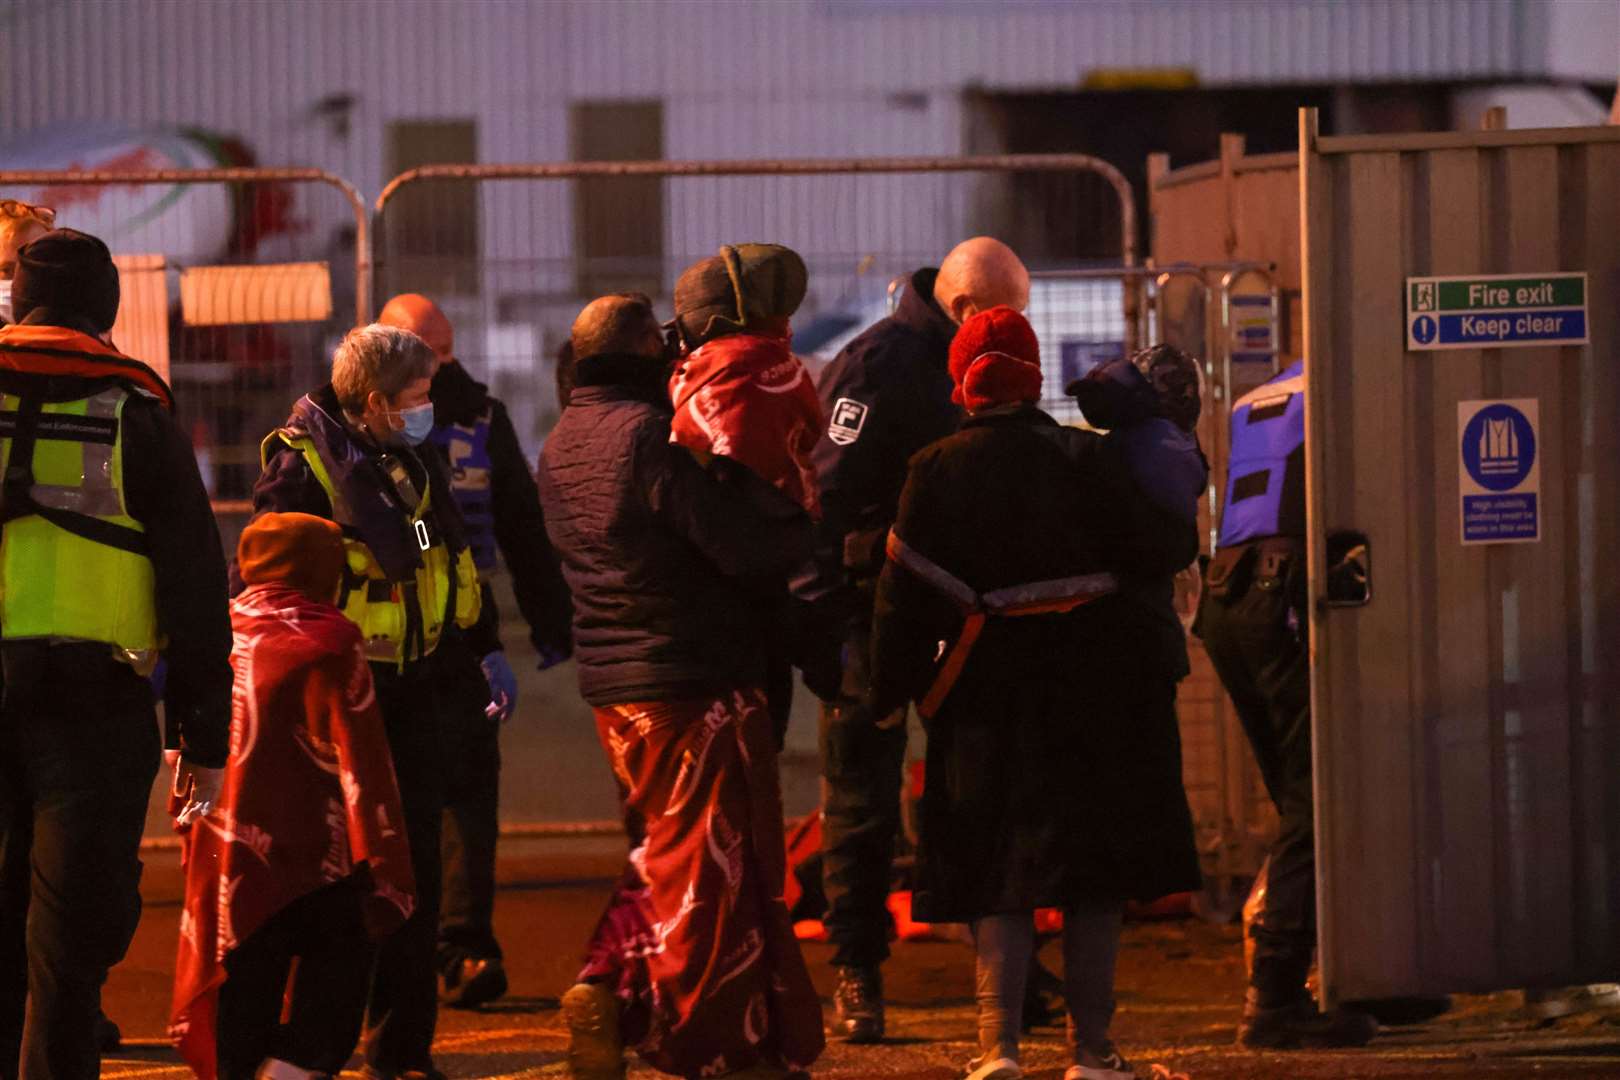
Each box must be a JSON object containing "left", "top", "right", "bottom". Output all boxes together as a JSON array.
[{"left": 1298, "top": 110, "right": 1620, "bottom": 1003}]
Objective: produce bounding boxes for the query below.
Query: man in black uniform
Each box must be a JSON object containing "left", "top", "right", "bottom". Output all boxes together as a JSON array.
[
  {"left": 0, "top": 231, "right": 231, "bottom": 1079},
  {"left": 376, "top": 294, "right": 573, "bottom": 1008},
  {"left": 795, "top": 237, "right": 1030, "bottom": 1042},
  {"left": 1197, "top": 360, "right": 1377, "bottom": 1049}
]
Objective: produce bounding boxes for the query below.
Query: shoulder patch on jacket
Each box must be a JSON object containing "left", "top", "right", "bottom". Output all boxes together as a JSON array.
[{"left": 827, "top": 397, "right": 869, "bottom": 446}]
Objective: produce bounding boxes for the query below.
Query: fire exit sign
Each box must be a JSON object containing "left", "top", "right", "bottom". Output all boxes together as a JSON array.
[{"left": 1406, "top": 272, "right": 1588, "bottom": 351}]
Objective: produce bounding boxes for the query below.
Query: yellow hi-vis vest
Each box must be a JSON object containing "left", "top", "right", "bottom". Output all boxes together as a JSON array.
[
  {"left": 0, "top": 385, "right": 161, "bottom": 664},
  {"left": 264, "top": 430, "right": 480, "bottom": 667}
]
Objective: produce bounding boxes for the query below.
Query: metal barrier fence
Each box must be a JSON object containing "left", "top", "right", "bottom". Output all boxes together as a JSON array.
[
  {"left": 0, "top": 168, "right": 369, "bottom": 526},
  {"left": 372, "top": 154, "right": 1136, "bottom": 448}
]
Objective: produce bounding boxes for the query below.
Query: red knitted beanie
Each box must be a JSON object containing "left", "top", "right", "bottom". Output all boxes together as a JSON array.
[{"left": 948, "top": 305, "right": 1042, "bottom": 412}]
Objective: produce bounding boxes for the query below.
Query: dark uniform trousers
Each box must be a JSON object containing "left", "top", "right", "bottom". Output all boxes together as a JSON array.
[
  {"left": 363, "top": 661, "right": 451, "bottom": 1070},
  {"left": 1196, "top": 539, "right": 1317, "bottom": 1006},
  {"left": 0, "top": 645, "right": 159, "bottom": 1080},
  {"left": 435, "top": 633, "right": 503, "bottom": 963},
  {"left": 819, "top": 615, "right": 908, "bottom": 973}
]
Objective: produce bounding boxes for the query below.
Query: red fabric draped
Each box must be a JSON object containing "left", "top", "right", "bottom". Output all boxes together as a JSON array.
[
  {"left": 169, "top": 584, "right": 415, "bottom": 1079},
  {"left": 668, "top": 333, "right": 824, "bottom": 518},
  {"left": 581, "top": 688, "right": 825, "bottom": 1077}
]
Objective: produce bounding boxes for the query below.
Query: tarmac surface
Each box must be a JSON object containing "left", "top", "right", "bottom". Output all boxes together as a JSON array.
[
  {"left": 104, "top": 839, "right": 1620, "bottom": 1080},
  {"left": 115, "top": 575, "right": 1620, "bottom": 1078}
]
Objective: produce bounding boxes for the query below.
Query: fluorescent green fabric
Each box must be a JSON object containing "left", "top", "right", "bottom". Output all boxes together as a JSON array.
[
  {"left": 267, "top": 430, "right": 479, "bottom": 666},
  {"left": 0, "top": 388, "right": 159, "bottom": 653}
]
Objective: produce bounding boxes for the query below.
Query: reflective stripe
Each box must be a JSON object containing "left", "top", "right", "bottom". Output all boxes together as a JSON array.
[
  {"left": 24, "top": 390, "right": 126, "bottom": 518},
  {"left": 982, "top": 573, "right": 1119, "bottom": 613},
  {"left": 885, "top": 528, "right": 1119, "bottom": 719},
  {"left": 883, "top": 531, "right": 980, "bottom": 611}
]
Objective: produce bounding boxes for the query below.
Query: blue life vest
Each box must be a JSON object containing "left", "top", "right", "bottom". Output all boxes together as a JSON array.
[
  {"left": 431, "top": 407, "right": 498, "bottom": 571},
  {"left": 1217, "top": 360, "right": 1306, "bottom": 549}
]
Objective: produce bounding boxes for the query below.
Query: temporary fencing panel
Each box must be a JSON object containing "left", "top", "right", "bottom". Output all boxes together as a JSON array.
[
  {"left": 372, "top": 155, "right": 1136, "bottom": 445},
  {"left": 0, "top": 169, "right": 368, "bottom": 526},
  {"left": 1150, "top": 135, "right": 1301, "bottom": 359},
  {"left": 1299, "top": 111, "right": 1620, "bottom": 1002}
]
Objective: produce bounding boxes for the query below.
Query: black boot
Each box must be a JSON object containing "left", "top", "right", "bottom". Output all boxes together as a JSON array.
[
  {"left": 1237, "top": 989, "right": 1378, "bottom": 1049},
  {"left": 832, "top": 965, "right": 885, "bottom": 1043}
]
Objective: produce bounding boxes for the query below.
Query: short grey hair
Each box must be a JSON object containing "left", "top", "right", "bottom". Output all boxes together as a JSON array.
[{"left": 331, "top": 323, "right": 436, "bottom": 413}]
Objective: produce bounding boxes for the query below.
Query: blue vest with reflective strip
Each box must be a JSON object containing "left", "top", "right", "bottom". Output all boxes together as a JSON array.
[
  {"left": 430, "top": 407, "right": 498, "bottom": 571},
  {"left": 1217, "top": 360, "right": 1306, "bottom": 549}
]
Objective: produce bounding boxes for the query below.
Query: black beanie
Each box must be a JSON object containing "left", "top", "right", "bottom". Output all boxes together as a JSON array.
[{"left": 12, "top": 229, "right": 121, "bottom": 333}]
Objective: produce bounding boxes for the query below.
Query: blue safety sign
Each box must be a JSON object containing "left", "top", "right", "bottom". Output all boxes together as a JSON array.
[{"left": 1458, "top": 399, "right": 1540, "bottom": 545}]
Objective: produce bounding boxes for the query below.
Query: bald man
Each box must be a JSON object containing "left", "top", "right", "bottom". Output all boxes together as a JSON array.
[
  {"left": 376, "top": 294, "right": 573, "bottom": 1010},
  {"left": 539, "top": 295, "right": 823, "bottom": 1077},
  {"left": 790, "top": 237, "right": 1029, "bottom": 1042}
]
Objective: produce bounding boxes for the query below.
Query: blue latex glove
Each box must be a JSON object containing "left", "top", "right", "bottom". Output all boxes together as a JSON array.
[
  {"left": 535, "top": 642, "right": 571, "bottom": 672},
  {"left": 480, "top": 650, "right": 518, "bottom": 723}
]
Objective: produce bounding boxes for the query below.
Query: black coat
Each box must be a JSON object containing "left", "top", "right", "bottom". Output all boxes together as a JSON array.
[
  {"left": 536, "top": 357, "right": 812, "bottom": 707},
  {"left": 791, "top": 268, "right": 961, "bottom": 701},
  {"left": 430, "top": 359, "right": 573, "bottom": 657},
  {"left": 869, "top": 405, "right": 1200, "bottom": 921}
]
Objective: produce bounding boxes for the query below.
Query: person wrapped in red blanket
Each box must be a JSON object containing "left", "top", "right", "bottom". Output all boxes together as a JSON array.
[
  {"left": 667, "top": 243, "right": 823, "bottom": 520},
  {"left": 667, "top": 244, "right": 824, "bottom": 745},
  {"left": 170, "top": 512, "right": 415, "bottom": 1080}
]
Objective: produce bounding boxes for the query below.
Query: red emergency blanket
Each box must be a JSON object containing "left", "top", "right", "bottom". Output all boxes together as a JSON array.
[
  {"left": 581, "top": 688, "right": 825, "bottom": 1076},
  {"left": 668, "top": 333, "right": 824, "bottom": 517},
  {"left": 169, "top": 584, "right": 415, "bottom": 1079}
]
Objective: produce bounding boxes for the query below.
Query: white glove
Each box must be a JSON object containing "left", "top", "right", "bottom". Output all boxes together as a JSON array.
[{"left": 166, "top": 749, "right": 224, "bottom": 827}]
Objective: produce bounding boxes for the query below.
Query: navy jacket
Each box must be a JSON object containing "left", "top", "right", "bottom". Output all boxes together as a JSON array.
[
  {"left": 537, "top": 356, "right": 812, "bottom": 707},
  {"left": 791, "top": 267, "right": 960, "bottom": 700},
  {"left": 1071, "top": 358, "right": 1208, "bottom": 680},
  {"left": 430, "top": 359, "right": 573, "bottom": 658}
]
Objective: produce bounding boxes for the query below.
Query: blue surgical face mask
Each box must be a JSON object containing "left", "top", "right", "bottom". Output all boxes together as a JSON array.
[{"left": 391, "top": 402, "right": 435, "bottom": 447}]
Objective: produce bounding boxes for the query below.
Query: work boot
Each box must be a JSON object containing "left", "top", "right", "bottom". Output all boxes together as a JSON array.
[
  {"left": 1344, "top": 994, "right": 1453, "bottom": 1026},
  {"left": 1237, "top": 990, "right": 1378, "bottom": 1049},
  {"left": 439, "top": 954, "right": 509, "bottom": 1008},
  {"left": 561, "top": 982, "right": 626, "bottom": 1080},
  {"left": 832, "top": 965, "right": 885, "bottom": 1043}
]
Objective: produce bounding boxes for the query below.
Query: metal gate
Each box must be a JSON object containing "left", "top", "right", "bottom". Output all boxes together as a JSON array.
[
  {"left": 1299, "top": 110, "right": 1620, "bottom": 1002},
  {"left": 372, "top": 154, "right": 1136, "bottom": 452},
  {"left": 0, "top": 167, "right": 368, "bottom": 532}
]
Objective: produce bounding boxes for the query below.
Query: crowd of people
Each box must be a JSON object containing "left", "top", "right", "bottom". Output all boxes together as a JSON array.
[{"left": 0, "top": 199, "right": 1376, "bottom": 1080}]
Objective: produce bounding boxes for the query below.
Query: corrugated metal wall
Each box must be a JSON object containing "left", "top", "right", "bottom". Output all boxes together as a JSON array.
[
  {"left": 0, "top": 0, "right": 1560, "bottom": 190},
  {"left": 1300, "top": 116, "right": 1620, "bottom": 1001}
]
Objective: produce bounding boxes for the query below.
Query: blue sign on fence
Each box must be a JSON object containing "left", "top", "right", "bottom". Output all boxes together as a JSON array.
[{"left": 1458, "top": 399, "right": 1540, "bottom": 545}]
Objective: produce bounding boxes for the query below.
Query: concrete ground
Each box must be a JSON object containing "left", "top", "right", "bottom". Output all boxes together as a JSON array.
[{"left": 102, "top": 838, "right": 1620, "bottom": 1080}]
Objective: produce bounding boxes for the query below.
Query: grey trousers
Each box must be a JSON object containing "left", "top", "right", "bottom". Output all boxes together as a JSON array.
[{"left": 972, "top": 904, "right": 1125, "bottom": 1062}]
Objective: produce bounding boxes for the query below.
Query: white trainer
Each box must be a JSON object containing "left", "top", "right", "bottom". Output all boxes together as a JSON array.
[{"left": 964, "top": 1056, "right": 1023, "bottom": 1080}]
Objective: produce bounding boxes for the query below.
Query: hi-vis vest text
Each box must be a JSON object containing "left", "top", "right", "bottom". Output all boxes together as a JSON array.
[
  {"left": 885, "top": 530, "right": 1117, "bottom": 719},
  {"left": 0, "top": 385, "right": 160, "bottom": 659},
  {"left": 266, "top": 431, "right": 480, "bottom": 667},
  {"left": 1217, "top": 360, "right": 1307, "bottom": 549}
]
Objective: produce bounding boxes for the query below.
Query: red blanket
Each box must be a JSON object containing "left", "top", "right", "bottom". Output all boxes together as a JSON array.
[
  {"left": 170, "top": 584, "right": 415, "bottom": 1079},
  {"left": 668, "top": 333, "right": 824, "bottom": 517}
]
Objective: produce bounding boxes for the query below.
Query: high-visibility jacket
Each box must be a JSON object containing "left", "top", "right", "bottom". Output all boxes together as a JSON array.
[
  {"left": 0, "top": 325, "right": 174, "bottom": 668},
  {"left": 1217, "top": 360, "right": 1306, "bottom": 549},
  {"left": 429, "top": 406, "right": 497, "bottom": 572},
  {"left": 264, "top": 393, "right": 480, "bottom": 667}
]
